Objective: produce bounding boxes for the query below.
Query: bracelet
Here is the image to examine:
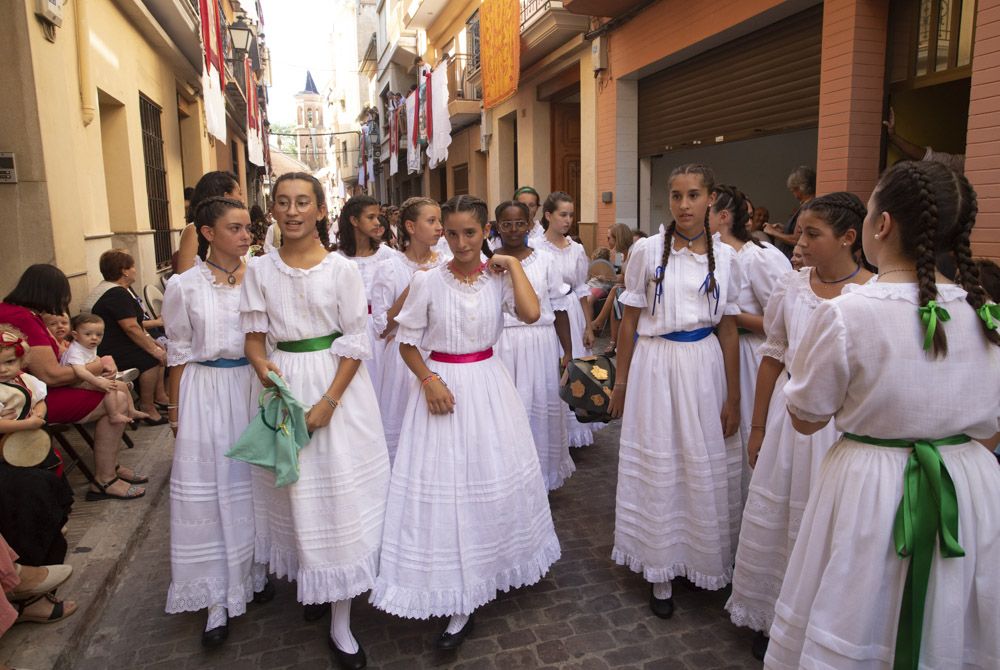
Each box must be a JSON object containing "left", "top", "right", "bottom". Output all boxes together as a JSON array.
[
  {"left": 320, "top": 394, "right": 340, "bottom": 410},
  {"left": 614, "top": 382, "right": 627, "bottom": 388},
  {"left": 750, "top": 424, "right": 766, "bottom": 431},
  {"left": 421, "top": 373, "right": 442, "bottom": 388},
  {"left": 169, "top": 421, "right": 178, "bottom": 429},
  {"left": 166, "top": 403, "right": 179, "bottom": 409}
]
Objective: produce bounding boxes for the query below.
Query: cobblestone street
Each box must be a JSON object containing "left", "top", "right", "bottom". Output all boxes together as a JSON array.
[{"left": 76, "top": 420, "right": 760, "bottom": 670}]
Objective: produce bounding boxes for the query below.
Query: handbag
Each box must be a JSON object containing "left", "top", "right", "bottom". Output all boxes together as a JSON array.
[{"left": 559, "top": 354, "right": 617, "bottom": 424}]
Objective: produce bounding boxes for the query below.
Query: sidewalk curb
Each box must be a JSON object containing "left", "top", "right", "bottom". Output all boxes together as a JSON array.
[{"left": 0, "top": 425, "right": 174, "bottom": 670}]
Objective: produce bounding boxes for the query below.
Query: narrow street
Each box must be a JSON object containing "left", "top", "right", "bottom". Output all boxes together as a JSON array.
[{"left": 76, "top": 420, "right": 759, "bottom": 670}]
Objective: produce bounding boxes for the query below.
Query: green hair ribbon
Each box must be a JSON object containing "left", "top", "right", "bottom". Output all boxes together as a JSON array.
[
  {"left": 918, "top": 301, "right": 951, "bottom": 351},
  {"left": 976, "top": 303, "right": 1000, "bottom": 330}
]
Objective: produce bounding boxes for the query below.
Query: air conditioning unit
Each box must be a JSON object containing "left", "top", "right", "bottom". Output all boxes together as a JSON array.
[{"left": 35, "top": 0, "right": 63, "bottom": 27}]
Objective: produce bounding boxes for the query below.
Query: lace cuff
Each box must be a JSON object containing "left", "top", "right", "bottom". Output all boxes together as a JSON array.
[
  {"left": 167, "top": 342, "right": 193, "bottom": 367},
  {"left": 550, "top": 293, "right": 571, "bottom": 312},
  {"left": 395, "top": 325, "right": 423, "bottom": 349},
  {"left": 240, "top": 311, "right": 269, "bottom": 334},
  {"left": 787, "top": 404, "right": 831, "bottom": 424},
  {"left": 619, "top": 289, "right": 647, "bottom": 309},
  {"left": 371, "top": 313, "right": 388, "bottom": 339},
  {"left": 573, "top": 284, "right": 590, "bottom": 300},
  {"left": 330, "top": 330, "right": 372, "bottom": 361},
  {"left": 757, "top": 337, "right": 786, "bottom": 363}
]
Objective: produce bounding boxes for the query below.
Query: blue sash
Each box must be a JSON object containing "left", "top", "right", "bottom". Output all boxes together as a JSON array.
[
  {"left": 199, "top": 357, "right": 249, "bottom": 368},
  {"left": 659, "top": 326, "right": 714, "bottom": 342}
]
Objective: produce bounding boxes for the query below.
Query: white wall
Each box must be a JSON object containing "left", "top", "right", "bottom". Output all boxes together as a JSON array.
[{"left": 646, "top": 128, "right": 818, "bottom": 233}]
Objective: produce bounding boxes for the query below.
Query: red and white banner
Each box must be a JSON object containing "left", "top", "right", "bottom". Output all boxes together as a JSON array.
[
  {"left": 245, "top": 55, "right": 265, "bottom": 167},
  {"left": 198, "top": 0, "right": 226, "bottom": 142}
]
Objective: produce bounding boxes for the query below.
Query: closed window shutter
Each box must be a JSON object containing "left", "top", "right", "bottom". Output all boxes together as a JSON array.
[{"left": 638, "top": 5, "right": 823, "bottom": 158}]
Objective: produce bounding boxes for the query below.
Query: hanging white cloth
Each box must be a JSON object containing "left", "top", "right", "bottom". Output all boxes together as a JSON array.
[
  {"left": 427, "top": 66, "right": 452, "bottom": 169},
  {"left": 389, "top": 103, "right": 400, "bottom": 177},
  {"left": 202, "top": 68, "right": 227, "bottom": 143},
  {"left": 406, "top": 91, "right": 421, "bottom": 175}
]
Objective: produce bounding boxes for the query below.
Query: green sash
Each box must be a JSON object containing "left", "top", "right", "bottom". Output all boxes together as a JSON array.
[
  {"left": 276, "top": 332, "right": 342, "bottom": 353},
  {"left": 844, "top": 432, "right": 970, "bottom": 670}
]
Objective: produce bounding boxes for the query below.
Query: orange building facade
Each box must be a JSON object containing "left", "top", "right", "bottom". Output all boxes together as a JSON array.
[{"left": 576, "top": 0, "right": 999, "bottom": 258}]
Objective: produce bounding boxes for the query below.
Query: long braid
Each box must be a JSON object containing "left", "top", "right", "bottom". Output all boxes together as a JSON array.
[
  {"left": 703, "top": 208, "right": 717, "bottom": 293},
  {"left": 908, "top": 163, "right": 947, "bottom": 357},
  {"left": 952, "top": 174, "right": 1000, "bottom": 346},
  {"left": 655, "top": 221, "right": 676, "bottom": 293}
]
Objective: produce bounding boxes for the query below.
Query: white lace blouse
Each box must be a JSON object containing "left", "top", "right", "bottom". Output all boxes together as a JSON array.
[
  {"left": 395, "top": 266, "right": 517, "bottom": 355},
  {"left": 370, "top": 249, "right": 449, "bottom": 336},
  {"left": 538, "top": 238, "right": 589, "bottom": 301},
  {"left": 163, "top": 259, "right": 246, "bottom": 366},
  {"left": 786, "top": 282, "right": 1000, "bottom": 440},
  {"left": 503, "top": 250, "right": 569, "bottom": 328},
  {"left": 758, "top": 268, "right": 829, "bottom": 364},
  {"left": 619, "top": 233, "right": 741, "bottom": 336},
  {"left": 337, "top": 245, "right": 397, "bottom": 306},
  {"left": 239, "top": 252, "right": 372, "bottom": 361},
  {"left": 735, "top": 241, "right": 792, "bottom": 317}
]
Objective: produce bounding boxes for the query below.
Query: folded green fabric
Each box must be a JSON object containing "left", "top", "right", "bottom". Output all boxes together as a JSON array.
[{"left": 226, "top": 371, "right": 310, "bottom": 487}]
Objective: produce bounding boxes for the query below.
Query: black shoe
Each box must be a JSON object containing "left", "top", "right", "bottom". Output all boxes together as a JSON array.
[
  {"left": 752, "top": 631, "right": 769, "bottom": 660},
  {"left": 252, "top": 577, "right": 275, "bottom": 604},
  {"left": 303, "top": 602, "right": 328, "bottom": 621},
  {"left": 649, "top": 586, "right": 674, "bottom": 619},
  {"left": 328, "top": 635, "right": 366, "bottom": 669},
  {"left": 201, "top": 622, "right": 229, "bottom": 648},
  {"left": 436, "top": 615, "right": 474, "bottom": 651}
]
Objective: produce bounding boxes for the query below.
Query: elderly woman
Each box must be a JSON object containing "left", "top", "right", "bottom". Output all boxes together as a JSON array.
[
  {"left": 82, "top": 249, "right": 169, "bottom": 426},
  {"left": 765, "top": 165, "right": 815, "bottom": 256},
  {"left": 0, "top": 265, "right": 142, "bottom": 501}
]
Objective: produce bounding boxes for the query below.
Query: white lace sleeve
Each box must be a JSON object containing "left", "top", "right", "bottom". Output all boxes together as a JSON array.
[
  {"left": 619, "top": 237, "right": 650, "bottom": 308},
  {"left": 785, "top": 300, "right": 850, "bottom": 423},
  {"left": 239, "top": 257, "right": 269, "bottom": 334},
  {"left": 758, "top": 273, "right": 792, "bottom": 362},
  {"left": 395, "top": 270, "right": 431, "bottom": 348},
  {"left": 330, "top": 262, "right": 373, "bottom": 361},
  {"left": 162, "top": 277, "right": 193, "bottom": 366}
]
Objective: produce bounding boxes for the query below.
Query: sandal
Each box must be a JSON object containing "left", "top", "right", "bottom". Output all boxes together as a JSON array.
[
  {"left": 85, "top": 477, "right": 145, "bottom": 501},
  {"left": 9, "top": 564, "right": 73, "bottom": 599},
  {"left": 15, "top": 592, "right": 77, "bottom": 624},
  {"left": 116, "top": 465, "right": 149, "bottom": 484}
]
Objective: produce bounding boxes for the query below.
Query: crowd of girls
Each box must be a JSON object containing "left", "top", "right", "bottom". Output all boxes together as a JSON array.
[{"left": 159, "top": 162, "right": 998, "bottom": 669}]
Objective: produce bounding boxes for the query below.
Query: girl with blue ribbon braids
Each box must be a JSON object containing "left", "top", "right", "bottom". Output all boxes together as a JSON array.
[
  {"left": 764, "top": 161, "right": 1000, "bottom": 670},
  {"left": 608, "top": 163, "right": 743, "bottom": 621}
]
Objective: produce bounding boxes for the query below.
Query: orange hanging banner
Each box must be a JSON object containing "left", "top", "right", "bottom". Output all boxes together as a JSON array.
[{"left": 481, "top": 0, "right": 520, "bottom": 109}]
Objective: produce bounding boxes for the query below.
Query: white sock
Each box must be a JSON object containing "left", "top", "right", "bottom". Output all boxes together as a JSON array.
[
  {"left": 445, "top": 613, "right": 470, "bottom": 635},
  {"left": 330, "top": 599, "right": 359, "bottom": 654},
  {"left": 653, "top": 581, "right": 672, "bottom": 600},
  {"left": 205, "top": 605, "right": 227, "bottom": 631}
]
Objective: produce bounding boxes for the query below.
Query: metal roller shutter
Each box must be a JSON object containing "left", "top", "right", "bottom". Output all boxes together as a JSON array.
[{"left": 638, "top": 5, "right": 823, "bottom": 158}]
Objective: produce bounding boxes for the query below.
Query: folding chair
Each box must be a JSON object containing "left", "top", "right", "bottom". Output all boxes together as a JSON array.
[{"left": 143, "top": 283, "right": 164, "bottom": 320}]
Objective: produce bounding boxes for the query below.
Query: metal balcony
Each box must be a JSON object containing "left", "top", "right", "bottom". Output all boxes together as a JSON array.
[
  {"left": 562, "top": 0, "right": 650, "bottom": 17},
  {"left": 447, "top": 54, "right": 482, "bottom": 129},
  {"left": 520, "top": 0, "right": 590, "bottom": 69}
]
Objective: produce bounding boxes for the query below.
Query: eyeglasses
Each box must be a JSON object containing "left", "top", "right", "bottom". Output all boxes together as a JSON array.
[
  {"left": 273, "top": 198, "right": 315, "bottom": 212},
  {"left": 498, "top": 219, "right": 530, "bottom": 232}
]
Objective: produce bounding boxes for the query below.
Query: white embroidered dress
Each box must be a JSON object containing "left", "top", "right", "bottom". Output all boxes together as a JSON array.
[
  {"left": 371, "top": 266, "right": 561, "bottom": 618},
  {"left": 495, "top": 249, "right": 574, "bottom": 490},
  {"left": 338, "top": 245, "right": 396, "bottom": 398},
  {"left": 612, "top": 233, "right": 744, "bottom": 588},
  {"left": 726, "top": 267, "right": 844, "bottom": 634},
  {"left": 163, "top": 260, "right": 266, "bottom": 616},
  {"left": 370, "top": 249, "right": 449, "bottom": 462},
  {"left": 539, "top": 236, "right": 597, "bottom": 447},
  {"left": 765, "top": 283, "right": 1000, "bottom": 669},
  {"left": 239, "top": 252, "right": 390, "bottom": 605}
]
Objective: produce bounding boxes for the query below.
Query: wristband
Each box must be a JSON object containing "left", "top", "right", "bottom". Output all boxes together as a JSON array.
[
  {"left": 320, "top": 394, "right": 340, "bottom": 410},
  {"left": 169, "top": 421, "right": 178, "bottom": 429},
  {"left": 421, "top": 373, "right": 442, "bottom": 388}
]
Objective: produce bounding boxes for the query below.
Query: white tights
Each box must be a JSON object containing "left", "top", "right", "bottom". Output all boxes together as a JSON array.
[
  {"left": 330, "top": 598, "right": 358, "bottom": 654},
  {"left": 445, "top": 613, "right": 471, "bottom": 635},
  {"left": 652, "top": 580, "right": 672, "bottom": 600},
  {"left": 206, "top": 604, "right": 227, "bottom": 631}
]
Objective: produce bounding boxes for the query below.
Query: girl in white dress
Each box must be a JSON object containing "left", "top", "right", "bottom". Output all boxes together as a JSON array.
[
  {"left": 371, "top": 197, "right": 448, "bottom": 463},
  {"left": 765, "top": 161, "right": 1000, "bottom": 669},
  {"left": 241, "top": 173, "right": 390, "bottom": 669},
  {"left": 514, "top": 186, "right": 546, "bottom": 245},
  {"left": 335, "top": 195, "right": 396, "bottom": 399},
  {"left": 609, "top": 164, "right": 742, "bottom": 619},
  {"left": 493, "top": 200, "right": 575, "bottom": 491},
  {"left": 371, "top": 195, "right": 560, "bottom": 650},
  {"left": 725, "top": 192, "right": 873, "bottom": 660},
  {"left": 164, "top": 196, "right": 270, "bottom": 647},
  {"left": 539, "top": 192, "right": 597, "bottom": 448}
]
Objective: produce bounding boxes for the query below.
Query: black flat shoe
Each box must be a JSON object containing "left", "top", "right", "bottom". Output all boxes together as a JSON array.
[
  {"left": 435, "top": 615, "right": 474, "bottom": 651},
  {"left": 201, "top": 622, "right": 229, "bottom": 648},
  {"left": 252, "top": 577, "right": 275, "bottom": 604},
  {"left": 303, "top": 602, "right": 328, "bottom": 621},
  {"left": 140, "top": 416, "right": 169, "bottom": 426},
  {"left": 328, "top": 635, "right": 366, "bottom": 669},
  {"left": 649, "top": 586, "right": 674, "bottom": 619},
  {"left": 752, "top": 631, "right": 769, "bottom": 660}
]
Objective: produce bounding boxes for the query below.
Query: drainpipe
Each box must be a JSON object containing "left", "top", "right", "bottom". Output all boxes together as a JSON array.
[{"left": 75, "top": 0, "right": 96, "bottom": 126}]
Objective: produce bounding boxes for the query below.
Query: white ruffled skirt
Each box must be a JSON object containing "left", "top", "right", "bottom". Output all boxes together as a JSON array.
[
  {"left": 250, "top": 348, "right": 390, "bottom": 605},
  {"left": 737, "top": 331, "right": 764, "bottom": 503},
  {"left": 565, "top": 293, "right": 597, "bottom": 447},
  {"left": 497, "top": 325, "right": 574, "bottom": 490},
  {"left": 166, "top": 363, "right": 266, "bottom": 616},
  {"left": 612, "top": 334, "right": 742, "bottom": 589},
  {"left": 725, "top": 377, "right": 838, "bottom": 633},
  {"left": 765, "top": 436, "right": 1000, "bottom": 669},
  {"left": 376, "top": 336, "right": 424, "bottom": 465},
  {"left": 371, "top": 355, "right": 561, "bottom": 619},
  {"left": 364, "top": 314, "right": 384, "bottom": 399}
]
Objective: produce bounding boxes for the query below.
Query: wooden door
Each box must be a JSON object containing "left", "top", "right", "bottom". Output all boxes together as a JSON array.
[{"left": 550, "top": 103, "right": 581, "bottom": 208}]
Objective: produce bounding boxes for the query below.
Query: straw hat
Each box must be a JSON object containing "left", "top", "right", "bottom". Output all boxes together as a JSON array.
[{"left": 1, "top": 429, "right": 50, "bottom": 467}]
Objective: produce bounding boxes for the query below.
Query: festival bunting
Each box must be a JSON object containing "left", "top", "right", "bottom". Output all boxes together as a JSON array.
[
  {"left": 245, "top": 55, "right": 265, "bottom": 167},
  {"left": 481, "top": 0, "right": 520, "bottom": 109},
  {"left": 198, "top": 0, "right": 227, "bottom": 142}
]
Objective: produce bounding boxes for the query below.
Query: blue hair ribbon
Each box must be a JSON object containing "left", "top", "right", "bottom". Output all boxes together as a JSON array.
[
  {"left": 700, "top": 271, "right": 720, "bottom": 315},
  {"left": 651, "top": 265, "right": 665, "bottom": 316}
]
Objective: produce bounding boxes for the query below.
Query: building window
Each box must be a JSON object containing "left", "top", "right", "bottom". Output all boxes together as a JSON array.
[
  {"left": 453, "top": 163, "right": 469, "bottom": 196},
  {"left": 467, "top": 11, "right": 481, "bottom": 73},
  {"left": 377, "top": 0, "right": 388, "bottom": 55},
  {"left": 342, "top": 140, "right": 348, "bottom": 166},
  {"left": 890, "top": 0, "right": 976, "bottom": 83},
  {"left": 307, "top": 110, "right": 313, "bottom": 126},
  {"left": 139, "top": 94, "right": 172, "bottom": 267}
]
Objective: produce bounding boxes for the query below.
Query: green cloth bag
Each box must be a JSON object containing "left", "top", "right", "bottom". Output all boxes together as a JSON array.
[{"left": 226, "top": 371, "right": 310, "bottom": 487}]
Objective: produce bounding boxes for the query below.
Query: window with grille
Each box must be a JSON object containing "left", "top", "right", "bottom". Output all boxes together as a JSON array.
[
  {"left": 453, "top": 164, "right": 469, "bottom": 196},
  {"left": 139, "top": 94, "right": 172, "bottom": 267},
  {"left": 467, "top": 11, "right": 481, "bottom": 73}
]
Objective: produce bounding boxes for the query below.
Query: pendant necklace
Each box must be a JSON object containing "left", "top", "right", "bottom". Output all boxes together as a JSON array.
[
  {"left": 448, "top": 260, "right": 485, "bottom": 285},
  {"left": 675, "top": 229, "right": 705, "bottom": 248},
  {"left": 205, "top": 258, "right": 241, "bottom": 285}
]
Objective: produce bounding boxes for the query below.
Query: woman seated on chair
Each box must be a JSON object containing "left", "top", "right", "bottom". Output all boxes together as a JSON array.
[
  {"left": 0, "top": 264, "right": 143, "bottom": 503},
  {"left": 81, "top": 249, "right": 170, "bottom": 427}
]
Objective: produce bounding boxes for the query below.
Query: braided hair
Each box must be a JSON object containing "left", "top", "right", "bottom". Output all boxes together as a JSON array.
[
  {"left": 711, "top": 184, "right": 761, "bottom": 247},
  {"left": 272, "top": 172, "right": 332, "bottom": 249},
  {"left": 186, "top": 171, "right": 239, "bottom": 223},
  {"left": 398, "top": 196, "right": 439, "bottom": 250},
  {"left": 658, "top": 164, "right": 717, "bottom": 295},
  {"left": 336, "top": 195, "right": 380, "bottom": 256},
  {"left": 193, "top": 196, "right": 247, "bottom": 261},
  {"left": 873, "top": 160, "right": 1000, "bottom": 355},
  {"left": 441, "top": 195, "right": 491, "bottom": 258}
]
